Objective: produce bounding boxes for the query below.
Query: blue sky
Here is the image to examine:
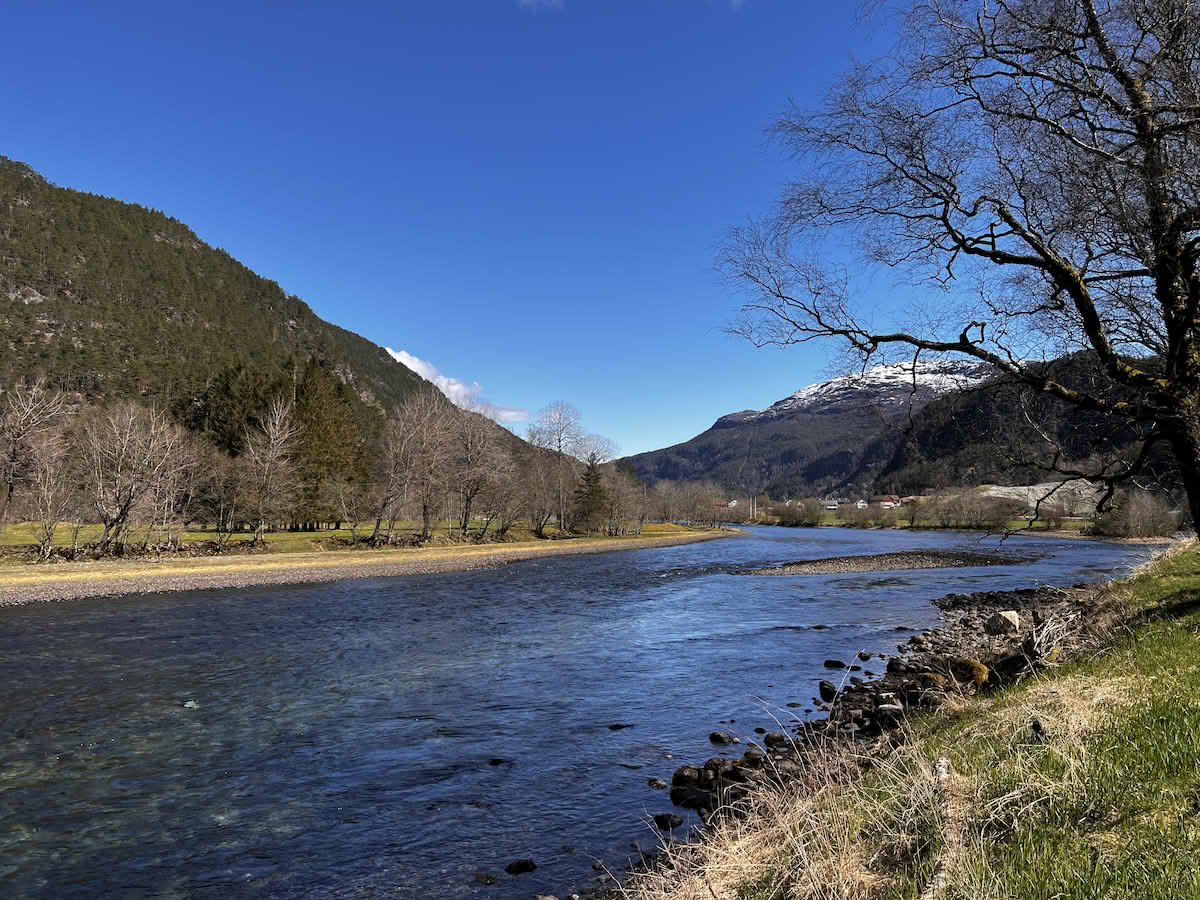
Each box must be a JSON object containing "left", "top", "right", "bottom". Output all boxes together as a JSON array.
[{"left": 3, "top": 1, "right": 896, "bottom": 455}]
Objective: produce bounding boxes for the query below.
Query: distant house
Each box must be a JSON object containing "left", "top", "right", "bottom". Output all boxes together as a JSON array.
[
  {"left": 855, "top": 499, "right": 869, "bottom": 510},
  {"left": 822, "top": 499, "right": 839, "bottom": 511},
  {"left": 872, "top": 495, "right": 901, "bottom": 509}
]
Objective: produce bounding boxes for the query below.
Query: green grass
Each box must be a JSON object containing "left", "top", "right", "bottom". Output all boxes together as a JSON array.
[{"left": 0, "top": 519, "right": 699, "bottom": 559}]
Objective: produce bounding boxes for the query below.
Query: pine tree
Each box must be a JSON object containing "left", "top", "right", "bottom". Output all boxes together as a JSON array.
[{"left": 572, "top": 454, "right": 607, "bottom": 534}]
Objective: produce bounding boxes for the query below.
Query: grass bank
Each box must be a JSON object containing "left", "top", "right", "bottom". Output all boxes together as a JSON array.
[
  {"left": 0, "top": 525, "right": 731, "bottom": 606},
  {"left": 623, "top": 542, "right": 1200, "bottom": 900}
]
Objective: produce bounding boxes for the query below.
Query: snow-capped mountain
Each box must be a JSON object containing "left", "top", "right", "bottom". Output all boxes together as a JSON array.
[{"left": 714, "top": 360, "right": 994, "bottom": 427}]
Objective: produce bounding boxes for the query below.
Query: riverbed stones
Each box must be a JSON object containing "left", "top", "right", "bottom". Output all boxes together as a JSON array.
[
  {"left": 823, "top": 658, "right": 848, "bottom": 669},
  {"left": 875, "top": 703, "right": 905, "bottom": 726},
  {"left": 857, "top": 651, "right": 873, "bottom": 661},
  {"left": 672, "top": 765, "right": 702, "bottom": 786},
  {"left": 608, "top": 723, "right": 634, "bottom": 730},
  {"left": 946, "top": 656, "right": 990, "bottom": 687},
  {"left": 708, "top": 731, "right": 734, "bottom": 745},
  {"left": 669, "top": 785, "right": 713, "bottom": 810},
  {"left": 985, "top": 610, "right": 1021, "bottom": 635},
  {"left": 763, "top": 731, "right": 788, "bottom": 749},
  {"left": 504, "top": 858, "right": 537, "bottom": 875},
  {"left": 654, "top": 812, "right": 684, "bottom": 830},
  {"left": 818, "top": 680, "right": 838, "bottom": 702},
  {"left": 182, "top": 699, "right": 200, "bottom": 709},
  {"left": 647, "top": 778, "right": 668, "bottom": 789}
]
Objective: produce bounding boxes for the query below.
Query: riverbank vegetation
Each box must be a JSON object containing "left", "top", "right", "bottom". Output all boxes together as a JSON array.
[
  {"left": 766, "top": 487, "right": 1181, "bottom": 539},
  {"left": 0, "top": 379, "right": 737, "bottom": 563},
  {"left": 623, "top": 543, "right": 1200, "bottom": 900}
]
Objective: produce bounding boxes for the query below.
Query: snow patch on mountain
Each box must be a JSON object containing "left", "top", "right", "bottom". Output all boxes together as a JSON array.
[{"left": 715, "top": 360, "right": 994, "bottom": 427}]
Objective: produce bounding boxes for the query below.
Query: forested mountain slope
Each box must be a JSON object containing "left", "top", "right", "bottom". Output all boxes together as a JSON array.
[
  {"left": 0, "top": 157, "right": 425, "bottom": 410},
  {"left": 625, "top": 357, "right": 1169, "bottom": 499},
  {"left": 623, "top": 361, "right": 993, "bottom": 497}
]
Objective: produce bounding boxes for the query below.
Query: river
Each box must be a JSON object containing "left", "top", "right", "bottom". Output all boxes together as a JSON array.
[{"left": 0, "top": 527, "right": 1154, "bottom": 898}]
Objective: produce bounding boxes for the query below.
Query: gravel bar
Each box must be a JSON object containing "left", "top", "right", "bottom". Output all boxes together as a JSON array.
[
  {"left": 0, "top": 531, "right": 732, "bottom": 607},
  {"left": 742, "top": 549, "right": 1028, "bottom": 576}
]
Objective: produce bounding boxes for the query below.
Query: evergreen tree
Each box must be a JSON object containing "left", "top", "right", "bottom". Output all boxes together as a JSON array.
[
  {"left": 293, "top": 359, "right": 365, "bottom": 527},
  {"left": 572, "top": 453, "right": 607, "bottom": 534}
]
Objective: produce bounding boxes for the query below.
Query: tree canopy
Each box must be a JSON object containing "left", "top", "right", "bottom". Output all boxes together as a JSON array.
[{"left": 724, "top": 0, "right": 1200, "bottom": 523}]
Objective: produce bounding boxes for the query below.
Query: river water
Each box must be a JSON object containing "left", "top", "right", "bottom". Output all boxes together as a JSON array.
[{"left": 0, "top": 527, "right": 1153, "bottom": 898}]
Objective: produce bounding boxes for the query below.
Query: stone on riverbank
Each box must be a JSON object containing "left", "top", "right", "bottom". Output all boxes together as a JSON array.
[
  {"left": 818, "top": 680, "right": 838, "bottom": 702},
  {"left": 985, "top": 610, "right": 1021, "bottom": 635},
  {"left": 505, "top": 858, "right": 537, "bottom": 875}
]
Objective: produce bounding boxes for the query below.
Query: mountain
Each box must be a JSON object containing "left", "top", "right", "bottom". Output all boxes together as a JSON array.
[
  {"left": 624, "top": 360, "right": 995, "bottom": 497},
  {"left": 0, "top": 156, "right": 426, "bottom": 412}
]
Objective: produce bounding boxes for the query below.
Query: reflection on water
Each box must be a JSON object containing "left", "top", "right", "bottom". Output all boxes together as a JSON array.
[{"left": 0, "top": 528, "right": 1151, "bottom": 898}]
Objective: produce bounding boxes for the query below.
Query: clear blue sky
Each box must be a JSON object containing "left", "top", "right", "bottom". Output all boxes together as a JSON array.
[{"left": 3, "top": 0, "right": 896, "bottom": 455}]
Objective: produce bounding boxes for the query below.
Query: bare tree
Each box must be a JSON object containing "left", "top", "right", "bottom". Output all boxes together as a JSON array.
[
  {"left": 452, "top": 404, "right": 506, "bottom": 533},
  {"left": 393, "top": 389, "right": 453, "bottom": 539},
  {"left": 724, "top": 0, "right": 1200, "bottom": 524},
  {"left": 244, "top": 396, "right": 301, "bottom": 542},
  {"left": 473, "top": 448, "right": 521, "bottom": 537},
  {"left": 0, "top": 380, "right": 67, "bottom": 527},
  {"left": 602, "top": 464, "right": 647, "bottom": 535},
  {"left": 524, "top": 453, "right": 559, "bottom": 538},
  {"left": 77, "top": 402, "right": 183, "bottom": 552},
  {"left": 138, "top": 431, "right": 203, "bottom": 550},
  {"left": 196, "top": 450, "right": 248, "bottom": 550},
  {"left": 527, "top": 401, "right": 583, "bottom": 532},
  {"left": 22, "top": 428, "right": 76, "bottom": 560}
]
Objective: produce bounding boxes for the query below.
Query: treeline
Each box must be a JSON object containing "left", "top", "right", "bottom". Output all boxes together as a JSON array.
[{"left": 0, "top": 372, "right": 726, "bottom": 560}]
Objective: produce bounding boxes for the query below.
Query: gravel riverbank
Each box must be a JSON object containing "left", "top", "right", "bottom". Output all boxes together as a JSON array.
[
  {"left": 742, "top": 548, "right": 1028, "bottom": 576},
  {"left": 0, "top": 530, "right": 732, "bottom": 607}
]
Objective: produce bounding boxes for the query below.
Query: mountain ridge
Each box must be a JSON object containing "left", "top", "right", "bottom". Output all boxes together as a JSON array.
[
  {"left": 624, "top": 360, "right": 994, "bottom": 497},
  {"left": 0, "top": 156, "right": 427, "bottom": 414}
]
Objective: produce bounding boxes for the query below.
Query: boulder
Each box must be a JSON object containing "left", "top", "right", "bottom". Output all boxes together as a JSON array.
[
  {"left": 669, "top": 785, "right": 713, "bottom": 810},
  {"left": 672, "top": 765, "right": 703, "bottom": 786},
  {"left": 763, "top": 731, "right": 788, "bottom": 749},
  {"left": 709, "top": 730, "right": 734, "bottom": 745},
  {"left": 857, "top": 651, "right": 873, "bottom": 661},
  {"left": 823, "top": 658, "right": 848, "bottom": 669},
  {"left": 886, "top": 657, "right": 908, "bottom": 674},
  {"left": 818, "top": 680, "right": 838, "bottom": 702},
  {"left": 875, "top": 703, "right": 905, "bottom": 725},
  {"left": 647, "top": 777, "right": 668, "bottom": 790},
  {"left": 742, "top": 746, "right": 766, "bottom": 766},
  {"left": 653, "top": 812, "right": 683, "bottom": 830},
  {"left": 984, "top": 610, "right": 1020, "bottom": 635},
  {"left": 504, "top": 859, "right": 537, "bottom": 875},
  {"left": 946, "top": 657, "right": 990, "bottom": 687}
]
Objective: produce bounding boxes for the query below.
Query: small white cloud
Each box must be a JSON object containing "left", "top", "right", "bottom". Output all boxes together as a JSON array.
[
  {"left": 386, "top": 348, "right": 529, "bottom": 424},
  {"left": 519, "top": 0, "right": 563, "bottom": 8}
]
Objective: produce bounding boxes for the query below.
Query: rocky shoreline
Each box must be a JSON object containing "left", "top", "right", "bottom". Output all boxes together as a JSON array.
[
  {"left": 558, "top": 576, "right": 1116, "bottom": 900},
  {"left": 741, "top": 548, "right": 1029, "bottom": 576}
]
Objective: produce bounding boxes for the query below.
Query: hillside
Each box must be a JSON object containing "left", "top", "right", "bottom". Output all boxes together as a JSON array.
[
  {"left": 0, "top": 157, "right": 426, "bottom": 411},
  {"left": 623, "top": 361, "right": 994, "bottom": 497},
  {"left": 625, "top": 356, "right": 1169, "bottom": 500}
]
